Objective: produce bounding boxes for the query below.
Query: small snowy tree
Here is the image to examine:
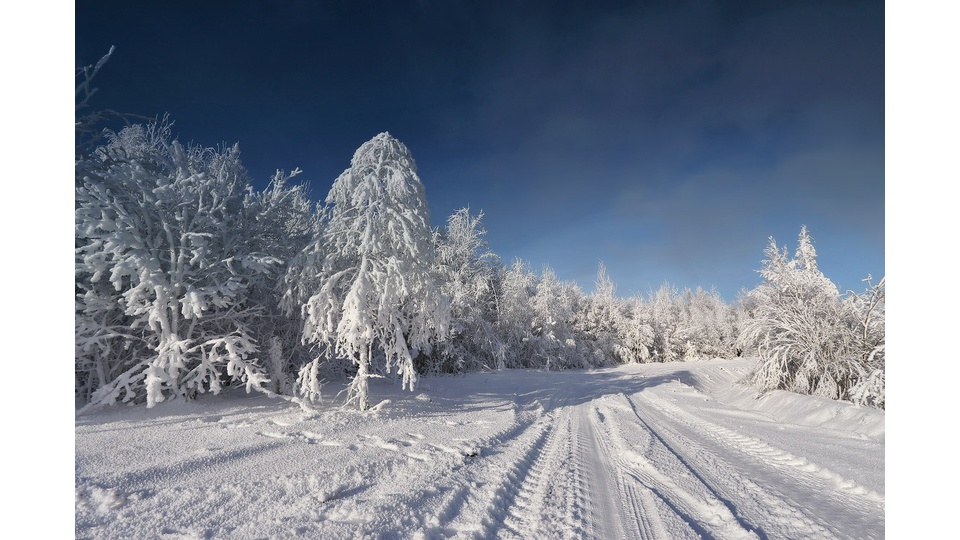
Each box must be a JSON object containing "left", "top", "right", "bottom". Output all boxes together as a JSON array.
[
  {"left": 737, "top": 227, "right": 884, "bottom": 406},
  {"left": 675, "top": 287, "right": 737, "bottom": 360},
  {"left": 576, "top": 263, "right": 625, "bottom": 366},
  {"left": 529, "top": 267, "right": 584, "bottom": 370},
  {"left": 242, "top": 170, "right": 319, "bottom": 394},
  {"left": 648, "top": 282, "right": 682, "bottom": 362},
  {"left": 428, "top": 208, "right": 504, "bottom": 373},
  {"left": 496, "top": 259, "right": 538, "bottom": 369},
  {"left": 618, "top": 296, "right": 655, "bottom": 363},
  {"left": 288, "top": 133, "right": 449, "bottom": 410},
  {"left": 845, "top": 276, "right": 885, "bottom": 408}
]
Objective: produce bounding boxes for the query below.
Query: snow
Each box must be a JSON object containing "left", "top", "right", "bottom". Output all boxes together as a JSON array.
[
  {"left": 75, "top": 359, "right": 885, "bottom": 539},
  {"left": 75, "top": 358, "right": 884, "bottom": 539}
]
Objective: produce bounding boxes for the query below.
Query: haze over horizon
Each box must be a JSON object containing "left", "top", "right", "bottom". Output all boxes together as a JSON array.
[{"left": 75, "top": 0, "right": 884, "bottom": 300}]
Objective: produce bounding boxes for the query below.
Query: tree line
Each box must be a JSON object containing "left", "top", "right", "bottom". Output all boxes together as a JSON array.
[{"left": 75, "top": 54, "right": 884, "bottom": 412}]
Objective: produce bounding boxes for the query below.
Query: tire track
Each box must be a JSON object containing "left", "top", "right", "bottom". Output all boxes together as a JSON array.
[
  {"left": 623, "top": 391, "right": 881, "bottom": 539},
  {"left": 634, "top": 391, "right": 884, "bottom": 505},
  {"left": 499, "top": 411, "right": 563, "bottom": 538},
  {"left": 398, "top": 408, "right": 551, "bottom": 538},
  {"left": 475, "top": 421, "right": 550, "bottom": 538},
  {"left": 509, "top": 407, "right": 592, "bottom": 539},
  {"left": 440, "top": 415, "right": 554, "bottom": 539},
  {"left": 574, "top": 404, "right": 660, "bottom": 540},
  {"left": 589, "top": 400, "right": 760, "bottom": 540}
]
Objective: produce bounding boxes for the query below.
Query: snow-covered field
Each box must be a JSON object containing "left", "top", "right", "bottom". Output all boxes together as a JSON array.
[{"left": 75, "top": 358, "right": 884, "bottom": 539}]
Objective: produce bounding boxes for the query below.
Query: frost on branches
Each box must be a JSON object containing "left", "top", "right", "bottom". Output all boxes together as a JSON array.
[
  {"left": 75, "top": 121, "right": 314, "bottom": 409},
  {"left": 427, "top": 208, "right": 505, "bottom": 374},
  {"left": 577, "top": 263, "right": 627, "bottom": 367},
  {"left": 493, "top": 261, "right": 603, "bottom": 371},
  {"left": 286, "top": 133, "right": 449, "bottom": 410},
  {"left": 737, "top": 227, "right": 885, "bottom": 408}
]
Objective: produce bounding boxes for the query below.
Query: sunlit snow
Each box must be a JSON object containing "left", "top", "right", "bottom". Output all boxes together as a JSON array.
[{"left": 76, "top": 357, "right": 884, "bottom": 539}]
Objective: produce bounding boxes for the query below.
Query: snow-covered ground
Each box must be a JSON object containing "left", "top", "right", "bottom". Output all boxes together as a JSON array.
[{"left": 75, "top": 358, "right": 884, "bottom": 539}]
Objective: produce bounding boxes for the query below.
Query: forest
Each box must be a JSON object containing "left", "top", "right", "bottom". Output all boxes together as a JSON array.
[{"left": 75, "top": 53, "right": 885, "bottom": 414}]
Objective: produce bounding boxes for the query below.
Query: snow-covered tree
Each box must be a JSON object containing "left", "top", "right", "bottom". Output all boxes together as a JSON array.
[
  {"left": 428, "top": 208, "right": 505, "bottom": 373},
  {"left": 241, "top": 171, "right": 319, "bottom": 394},
  {"left": 529, "top": 267, "right": 585, "bottom": 370},
  {"left": 845, "top": 276, "right": 885, "bottom": 408},
  {"left": 287, "top": 133, "right": 449, "bottom": 410},
  {"left": 76, "top": 120, "right": 311, "bottom": 409},
  {"left": 496, "top": 259, "right": 539, "bottom": 369},
  {"left": 576, "top": 263, "right": 626, "bottom": 366},
  {"left": 737, "top": 227, "right": 885, "bottom": 407},
  {"left": 618, "top": 296, "right": 655, "bottom": 363},
  {"left": 648, "top": 282, "right": 683, "bottom": 362},
  {"left": 675, "top": 287, "right": 738, "bottom": 360}
]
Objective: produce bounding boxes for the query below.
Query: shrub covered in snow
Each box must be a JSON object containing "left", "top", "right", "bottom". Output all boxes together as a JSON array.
[
  {"left": 737, "top": 227, "right": 885, "bottom": 408},
  {"left": 75, "top": 120, "right": 314, "bottom": 409}
]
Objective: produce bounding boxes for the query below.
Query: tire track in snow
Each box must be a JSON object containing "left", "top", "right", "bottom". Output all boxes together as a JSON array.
[
  {"left": 497, "top": 387, "right": 666, "bottom": 539},
  {"left": 574, "top": 403, "right": 655, "bottom": 540},
  {"left": 554, "top": 411, "right": 591, "bottom": 539},
  {"left": 431, "top": 404, "right": 596, "bottom": 538},
  {"left": 622, "top": 396, "right": 836, "bottom": 538},
  {"left": 441, "top": 387, "right": 741, "bottom": 539},
  {"left": 504, "top": 406, "right": 592, "bottom": 539},
  {"left": 589, "top": 400, "right": 760, "bottom": 540},
  {"left": 499, "top": 410, "right": 569, "bottom": 538},
  {"left": 387, "top": 403, "right": 550, "bottom": 538},
  {"left": 469, "top": 416, "right": 554, "bottom": 538},
  {"left": 624, "top": 390, "right": 881, "bottom": 539},
  {"left": 635, "top": 390, "right": 884, "bottom": 504}
]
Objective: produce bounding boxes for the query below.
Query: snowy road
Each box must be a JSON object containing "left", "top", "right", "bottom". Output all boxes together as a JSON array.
[{"left": 76, "top": 359, "right": 884, "bottom": 539}]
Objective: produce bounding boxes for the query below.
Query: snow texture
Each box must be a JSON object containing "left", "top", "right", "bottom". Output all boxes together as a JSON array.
[{"left": 76, "top": 357, "right": 884, "bottom": 539}]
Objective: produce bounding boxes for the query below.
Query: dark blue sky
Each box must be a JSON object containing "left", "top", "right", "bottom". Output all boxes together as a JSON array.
[{"left": 75, "top": 0, "right": 884, "bottom": 300}]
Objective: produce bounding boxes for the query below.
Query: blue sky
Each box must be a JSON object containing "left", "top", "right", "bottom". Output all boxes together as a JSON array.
[{"left": 75, "top": 0, "right": 884, "bottom": 300}]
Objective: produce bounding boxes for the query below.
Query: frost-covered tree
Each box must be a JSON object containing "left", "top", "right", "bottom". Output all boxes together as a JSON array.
[
  {"left": 529, "top": 267, "right": 585, "bottom": 370},
  {"left": 428, "top": 208, "right": 505, "bottom": 373},
  {"left": 287, "top": 133, "right": 449, "bottom": 410},
  {"left": 496, "top": 259, "right": 539, "bottom": 369},
  {"left": 675, "top": 287, "right": 738, "bottom": 360},
  {"left": 241, "top": 171, "right": 319, "bottom": 394},
  {"left": 845, "top": 276, "right": 885, "bottom": 408},
  {"left": 577, "top": 263, "right": 626, "bottom": 366},
  {"left": 737, "top": 227, "right": 885, "bottom": 407},
  {"left": 76, "top": 121, "right": 311, "bottom": 409},
  {"left": 648, "top": 282, "right": 683, "bottom": 362},
  {"left": 618, "top": 296, "right": 655, "bottom": 363}
]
